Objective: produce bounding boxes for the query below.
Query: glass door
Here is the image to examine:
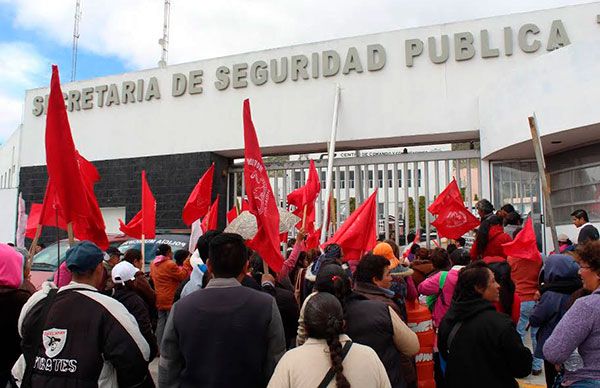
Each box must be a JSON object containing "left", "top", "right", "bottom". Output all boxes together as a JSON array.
[{"left": 491, "top": 161, "right": 544, "bottom": 252}]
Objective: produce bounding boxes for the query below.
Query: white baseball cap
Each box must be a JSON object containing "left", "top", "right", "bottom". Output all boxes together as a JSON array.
[{"left": 111, "top": 261, "right": 138, "bottom": 285}]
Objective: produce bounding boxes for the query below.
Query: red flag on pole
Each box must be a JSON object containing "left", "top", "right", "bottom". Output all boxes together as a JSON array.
[
  {"left": 72, "top": 153, "right": 109, "bottom": 249},
  {"left": 45, "top": 65, "right": 89, "bottom": 223},
  {"left": 243, "top": 99, "right": 283, "bottom": 273},
  {"left": 305, "top": 227, "right": 321, "bottom": 250},
  {"left": 182, "top": 163, "right": 214, "bottom": 226},
  {"left": 226, "top": 206, "right": 238, "bottom": 224},
  {"left": 142, "top": 170, "right": 156, "bottom": 239},
  {"left": 201, "top": 195, "right": 220, "bottom": 232},
  {"left": 323, "top": 190, "right": 378, "bottom": 262},
  {"left": 119, "top": 210, "right": 143, "bottom": 239},
  {"left": 287, "top": 159, "right": 321, "bottom": 231},
  {"left": 428, "top": 178, "right": 462, "bottom": 215},
  {"left": 241, "top": 199, "right": 250, "bottom": 212},
  {"left": 118, "top": 171, "right": 156, "bottom": 239},
  {"left": 25, "top": 202, "right": 67, "bottom": 239},
  {"left": 431, "top": 197, "right": 479, "bottom": 239},
  {"left": 502, "top": 217, "right": 541, "bottom": 261}
]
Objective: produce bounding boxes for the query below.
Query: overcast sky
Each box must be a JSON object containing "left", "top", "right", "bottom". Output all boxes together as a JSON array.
[{"left": 0, "top": 0, "right": 593, "bottom": 142}]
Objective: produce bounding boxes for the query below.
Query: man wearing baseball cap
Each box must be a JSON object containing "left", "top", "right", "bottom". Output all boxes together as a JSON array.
[
  {"left": 111, "top": 261, "right": 158, "bottom": 362},
  {"left": 13, "top": 241, "right": 151, "bottom": 387},
  {"left": 102, "top": 246, "right": 123, "bottom": 292}
]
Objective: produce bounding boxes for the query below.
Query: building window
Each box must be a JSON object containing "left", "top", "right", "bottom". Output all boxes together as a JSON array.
[
  {"left": 368, "top": 170, "right": 374, "bottom": 189},
  {"left": 339, "top": 171, "right": 345, "bottom": 189},
  {"left": 349, "top": 171, "right": 355, "bottom": 189},
  {"left": 294, "top": 171, "right": 302, "bottom": 189},
  {"left": 378, "top": 170, "right": 384, "bottom": 188}
]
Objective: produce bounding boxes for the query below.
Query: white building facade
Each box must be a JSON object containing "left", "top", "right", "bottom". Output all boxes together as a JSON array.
[{"left": 1, "top": 2, "right": 599, "bottom": 250}]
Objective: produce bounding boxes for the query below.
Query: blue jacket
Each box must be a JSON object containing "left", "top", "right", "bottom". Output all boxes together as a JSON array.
[{"left": 529, "top": 254, "right": 581, "bottom": 358}]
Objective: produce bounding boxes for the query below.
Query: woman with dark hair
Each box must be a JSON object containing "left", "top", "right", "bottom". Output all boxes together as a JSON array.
[
  {"left": 544, "top": 241, "right": 600, "bottom": 388},
  {"left": 503, "top": 211, "right": 522, "bottom": 238},
  {"left": 470, "top": 215, "right": 512, "bottom": 261},
  {"left": 487, "top": 261, "right": 520, "bottom": 325},
  {"left": 269, "top": 292, "right": 391, "bottom": 388},
  {"left": 120, "top": 248, "right": 157, "bottom": 329},
  {"left": 296, "top": 264, "right": 352, "bottom": 346},
  {"left": 411, "top": 248, "right": 434, "bottom": 286},
  {"left": 438, "top": 262, "right": 532, "bottom": 388}
]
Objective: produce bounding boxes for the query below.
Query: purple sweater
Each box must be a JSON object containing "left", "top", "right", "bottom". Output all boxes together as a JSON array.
[{"left": 543, "top": 288, "right": 600, "bottom": 384}]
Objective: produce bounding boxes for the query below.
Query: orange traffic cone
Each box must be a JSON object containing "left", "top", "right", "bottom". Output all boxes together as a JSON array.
[{"left": 407, "top": 300, "right": 436, "bottom": 388}]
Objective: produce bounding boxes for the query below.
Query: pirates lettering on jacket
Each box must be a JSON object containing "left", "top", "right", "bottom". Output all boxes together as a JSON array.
[{"left": 33, "top": 356, "right": 77, "bottom": 373}]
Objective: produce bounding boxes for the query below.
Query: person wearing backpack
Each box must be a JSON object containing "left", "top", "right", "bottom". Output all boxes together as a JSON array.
[{"left": 418, "top": 249, "right": 469, "bottom": 328}]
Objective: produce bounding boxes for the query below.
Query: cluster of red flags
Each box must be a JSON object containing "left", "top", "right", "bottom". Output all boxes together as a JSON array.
[
  {"left": 39, "top": 65, "right": 108, "bottom": 249},
  {"left": 287, "top": 160, "right": 321, "bottom": 249},
  {"left": 287, "top": 160, "right": 320, "bottom": 231},
  {"left": 243, "top": 99, "right": 283, "bottom": 273},
  {"left": 502, "top": 217, "right": 541, "bottom": 261},
  {"left": 118, "top": 170, "right": 157, "bottom": 239},
  {"left": 429, "top": 178, "right": 479, "bottom": 240},
  {"left": 323, "top": 190, "right": 378, "bottom": 262},
  {"left": 201, "top": 195, "right": 219, "bottom": 232}
]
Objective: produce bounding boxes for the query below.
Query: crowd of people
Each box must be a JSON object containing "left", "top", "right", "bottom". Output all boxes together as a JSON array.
[{"left": 1, "top": 203, "right": 599, "bottom": 388}]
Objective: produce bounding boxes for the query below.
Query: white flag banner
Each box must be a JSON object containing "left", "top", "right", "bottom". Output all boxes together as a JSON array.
[{"left": 189, "top": 218, "right": 203, "bottom": 253}]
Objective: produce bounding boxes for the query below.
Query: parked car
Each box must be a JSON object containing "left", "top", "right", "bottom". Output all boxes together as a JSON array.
[
  {"left": 117, "top": 234, "right": 190, "bottom": 266},
  {"left": 29, "top": 239, "right": 71, "bottom": 289}
]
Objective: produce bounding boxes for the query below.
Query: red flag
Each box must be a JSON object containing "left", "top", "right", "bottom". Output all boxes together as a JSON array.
[
  {"left": 431, "top": 197, "right": 479, "bottom": 239},
  {"left": 287, "top": 159, "right": 321, "bottom": 231},
  {"left": 25, "top": 202, "right": 67, "bottom": 239},
  {"left": 119, "top": 210, "right": 143, "bottom": 239},
  {"left": 118, "top": 171, "right": 156, "bottom": 239},
  {"left": 182, "top": 163, "right": 214, "bottom": 226},
  {"left": 142, "top": 171, "right": 156, "bottom": 239},
  {"left": 45, "top": 65, "right": 89, "bottom": 223},
  {"left": 72, "top": 153, "right": 109, "bottom": 249},
  {"left": 502, "top": 217, "right": 541, "bottom": 261},
  {"left": 241, "top": 199, "right": 250, "bottom": 212},
  {"left": 243, "top": 99, "right": 283, "bottom": 273},
  {"left": 305, "top": 227, "right": 321, "bottom": 250},
  {"left": 201, "top": 195, "right": 220, "bottom": 232},
  {"left": 226, "top": 206, "right": 239, "bottom": 224},
  {"left": 428, "top": 178, "right": 462, "bottom": 215},
  {"left": 323, "top": 190, "right": 378, "bottom": 262}
]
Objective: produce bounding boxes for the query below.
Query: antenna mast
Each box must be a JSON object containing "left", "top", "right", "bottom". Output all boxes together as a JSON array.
[
  {"left": 158, "top": 0, "right": 171, "bottom": 68},
  {"left": 71, "top": 0, "right": 82, "bottom": 81}
]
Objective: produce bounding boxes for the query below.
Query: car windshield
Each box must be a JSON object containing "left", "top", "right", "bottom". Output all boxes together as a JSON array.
[
  {"left": 118, "top": 236, "right": 189, "bottom": 264},
  {"left": 31, "top": 241, "right": 71, "bottom": 271}
]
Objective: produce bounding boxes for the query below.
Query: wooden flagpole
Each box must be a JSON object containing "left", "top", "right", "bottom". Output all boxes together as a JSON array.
[
  {"left": 67, "top": 222, "right": 75, "bottom": 247},
  {"left": 28, "top": 225, "right": 42, "bottom": 258},
  {"left": 528, "top": 114, "right": 559, "bottom": 252}
]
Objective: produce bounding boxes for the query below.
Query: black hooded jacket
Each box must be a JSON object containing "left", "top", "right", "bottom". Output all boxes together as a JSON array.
[{"left": 438, "top": 298, "right": 532, "bottom": 388}]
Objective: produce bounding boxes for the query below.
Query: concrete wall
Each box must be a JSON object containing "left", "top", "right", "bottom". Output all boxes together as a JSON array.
[{"left": 18, "top": 2, "right": 600, "bottom": 167}]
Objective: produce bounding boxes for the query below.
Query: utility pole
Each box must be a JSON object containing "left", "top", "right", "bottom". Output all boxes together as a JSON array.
[
  {"left": 158, "top": 0, "right": 171, "bottom": 68},
  {"left": 71, "top": 0, "right": 82, "bottom": 81}
]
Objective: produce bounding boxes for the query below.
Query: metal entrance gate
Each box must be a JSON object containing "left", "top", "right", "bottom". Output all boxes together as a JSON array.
[{"left": 228, "top": 149, "right": 482, "bottom": 247}]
